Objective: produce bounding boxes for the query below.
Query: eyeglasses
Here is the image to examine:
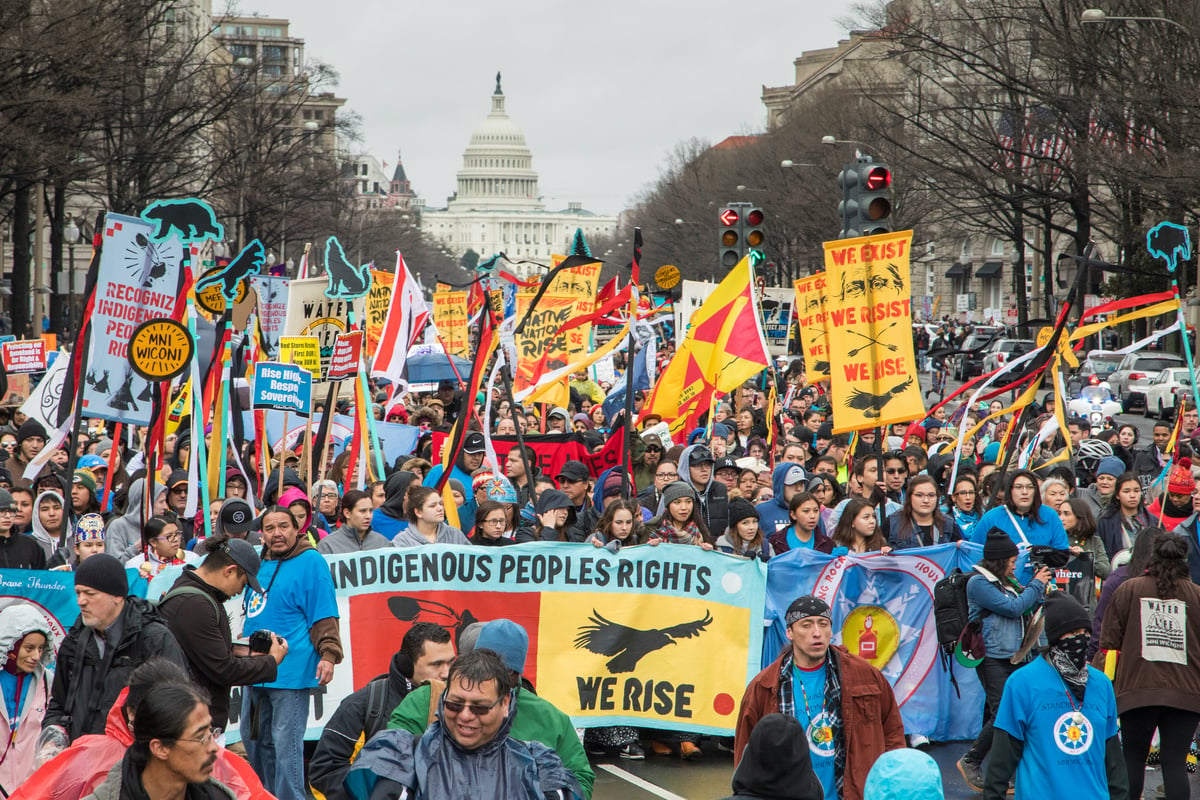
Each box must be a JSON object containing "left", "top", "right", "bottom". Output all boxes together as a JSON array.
[
  {"left": 656, "top": 471, "right": 678, "bottom": 479},
  {"left": 954, "top": 490, "right": 976, "bottom": 497},
  {"left": 645, "top": 446, "right": 663, "bottom": 453},
  {"left": 175, "top": 727, "right": 221, "bottom": 746},
  {"left": 482, "top": 518, "right": 506, "bottom": 526},
  {"left": 443, "top": 696, "right": 504, "bottom": 717},
  {"left": 911, "top": 493, "right": 938, "bottom": 500},
  {"left": 156, "top": 532, "right": 182, "bottom": 542},
  {"left": 170, "top": 486, "right": 188, "bottom": 494},
  {"left": 885, "top": 468, "right": 907, "bottom": 475}
]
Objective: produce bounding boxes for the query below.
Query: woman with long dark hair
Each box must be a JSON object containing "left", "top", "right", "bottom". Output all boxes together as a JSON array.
[
  {"left": 587, "top": 499, "right": 646, "bottom": 552},
  {"left": 955, "top": 529, "right": 1052, "bottom": 792},
  {"left": 1101, "top": 534, "right": 1200, "bottom": 800},
  {"left": 969, "top": 469, "right": 1068, "bottom": 551},
  {"left": 1096, "top": 473, "right": 1153, "bottom": 559},
  {"left": 831, "top": 498, "right": 890, "bottom": 554},
  {"left": 1059, "top": 497, "right": 1111, "bottom": 581},
  {"left": 885, "top": 475, "right": 962, "bottom": 550}
]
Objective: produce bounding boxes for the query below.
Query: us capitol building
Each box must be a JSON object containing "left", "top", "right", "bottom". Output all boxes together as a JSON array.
[{"left": 419, "top": 74, "right": 617, "bottom": 276}]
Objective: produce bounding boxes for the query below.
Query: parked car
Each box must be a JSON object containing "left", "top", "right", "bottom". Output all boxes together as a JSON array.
[
  {"left": 1067, "top": 383, "right": 1122, "bottom": 431},
  {"left": 982, "top": 339, "right": 1037, "bottom": 374},
  {"left": 1142, "top": 367, "right": 1193, "bottom": 420},
  {"left": 1108, "top": 352, "right": 1186, "bottom": 411},
  {"left": 950, "top": 329, "right": 1003, "bottom": 381},
  {"left": 1066, "top": 350, "right": 1126, "bottom": 395}
]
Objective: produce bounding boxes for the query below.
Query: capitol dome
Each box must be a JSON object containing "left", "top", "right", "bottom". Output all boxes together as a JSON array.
[{"left": 450, "top": 73, "right": 542, "bottom": 211}]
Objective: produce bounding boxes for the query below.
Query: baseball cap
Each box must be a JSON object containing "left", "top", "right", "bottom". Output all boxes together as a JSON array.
[
  {"left": 714, "top": 456, "right": 739, "bottom": 474},
  {"left": 219, "top": 498, "right": 256, "bottom": 535},
  {"left": 556, "top": 460, "right": 590, "bottom": 484},
  {"left": 782, "top": 464, "right": 808, "bottom": 486},
  {"left": 462, "top": 432, "right": 486, "bottom": 454},
  {"left": 220, "top": 538, "right": 264, "bottom": 594},
  {"left": 547, "top": 406, "right": 570, "bottom": 422},
  {"left": 77, "top": 454, "right": 107, "bottom": 472}
]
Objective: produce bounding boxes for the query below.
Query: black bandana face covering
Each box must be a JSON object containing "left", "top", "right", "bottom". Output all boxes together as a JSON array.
[{"left": 1056, "top": 633, "right": 1090, "bottom": 672}]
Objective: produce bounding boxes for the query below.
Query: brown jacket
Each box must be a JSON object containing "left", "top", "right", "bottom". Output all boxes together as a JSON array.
[
  {"left": 734, "top": 645, "right": 906, "bottom": 800},
  {"left": 1100, "top": 574, "right": 1200, "bottom": 714}
]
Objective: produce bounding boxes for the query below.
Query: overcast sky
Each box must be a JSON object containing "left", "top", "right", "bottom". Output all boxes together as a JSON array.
[{"left": 221, "top": 1, "right": 859, "bottom": 216}]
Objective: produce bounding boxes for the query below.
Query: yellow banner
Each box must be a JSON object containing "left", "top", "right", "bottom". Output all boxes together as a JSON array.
[
  {"left": 433, "top": 291, "right": 469, "bottom": 358},
  {"left": 794, "top": 273, "right": 830, "bottom": 382},
  {"left": 365, "top": 269, "right": 394, "bottom": 358},
  {"left": 823, "top": 231, "right": 924, "bottom": 433}
]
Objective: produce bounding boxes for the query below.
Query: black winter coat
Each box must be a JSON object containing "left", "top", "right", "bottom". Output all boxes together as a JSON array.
[
  {"left": 157, "top": 567, "right": 277, "bottom": 730},
  {"left": 309, "top": 655, "right": 415, "bottom": 800},
  {"left": 45, "top": 596, "right": 187, "bottom": 741},
  {"left": 0, "top": 530, "right": 46, "bottom": 569}
]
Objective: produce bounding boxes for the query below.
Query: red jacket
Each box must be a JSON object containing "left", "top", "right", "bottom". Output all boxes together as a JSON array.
[
  {"left": 12, "top": 688, "right": 273, "bottom": 800},
  {"left": 734, "top": 645, "right": 906, "bottom": 800}
]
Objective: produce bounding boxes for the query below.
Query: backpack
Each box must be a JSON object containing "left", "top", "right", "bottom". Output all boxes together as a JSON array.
[
  {"left": 932, "top": 568, "right": 987, "bottom": 696},
  {"left": 156, "top": 585, "right": 222, "bottom": 618}
]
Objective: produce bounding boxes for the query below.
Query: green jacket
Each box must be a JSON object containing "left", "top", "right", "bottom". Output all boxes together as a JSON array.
[{"left": 387, "top": 684, "right": 594, "bottom": 798}]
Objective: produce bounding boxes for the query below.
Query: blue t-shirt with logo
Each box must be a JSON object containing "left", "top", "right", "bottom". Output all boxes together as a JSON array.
[
  {"left": 791, "top": 663, "right": 837, "bottom": 800},
  {"left": 993, "top": 657, "right": 1117, "bottom": 799},
  {"left": 244, "top": 548, "right": 339, "bottom": 690},
  {"left": 786, "top": 526, "right": 817, "bottom": 551}
]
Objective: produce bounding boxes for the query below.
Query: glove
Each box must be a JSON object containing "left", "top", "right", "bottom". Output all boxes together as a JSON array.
[{"left": 35, "top": 724, "right": 68, "bottom": 767}]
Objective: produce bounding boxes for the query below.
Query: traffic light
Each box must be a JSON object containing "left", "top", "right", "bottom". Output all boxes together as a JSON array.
[
  {"left": 718, "top": 205, "right": 742, "bottom": 268},
  {"left": 744, "top": 207, "right": 765, "bottom": 258},
  {"left": 859, "top": 163, "right": 893, "bottom": 235},
  {"left": 838, "top": 165, "right": 860, "bottom": 238}
]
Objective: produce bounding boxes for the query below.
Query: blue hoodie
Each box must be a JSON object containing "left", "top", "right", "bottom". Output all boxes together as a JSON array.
[
  {"left": 591, "top": 466, "right": 651, "bottom": 521},
  {"left": 755, "top": 463, "right": 805, "bottom": 536}
]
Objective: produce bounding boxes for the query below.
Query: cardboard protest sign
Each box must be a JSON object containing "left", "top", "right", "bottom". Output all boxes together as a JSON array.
[
  {"left": 252, "top": 362, "right": 312, "bottom": 416},
  {"left": 365, "top": 269, "right": 394, "bottom": 357},
  {"left": 281, "top": 278, "right": 364, "bottom": 379},
  {"left": 433, "top": 291, "right": 469, "bottom": 357},
  {"left": 794, "top": 274, "right": 831, "bottom": 381},
  {"left": 328, "top": 331, "right": 363, "bottom": 382},
  {"left": 1, "top": 340, "right": 46, "bottom": 374},
  {"left": 82, "top": 212, "right": 185, "bottom": 425},
  {"left": 278, "top": 336, "right": 321, "bottom": 377},
  {"left": 822, "top": 230, "right": 925, "bottom": 432},
  {"left": 249, "top": 275, "right": 289, "bottom": 359}
]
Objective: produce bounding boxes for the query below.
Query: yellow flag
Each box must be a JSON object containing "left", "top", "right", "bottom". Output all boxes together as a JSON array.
[{"left": 823, "top": 231, "right": 925, "bottom": 433}]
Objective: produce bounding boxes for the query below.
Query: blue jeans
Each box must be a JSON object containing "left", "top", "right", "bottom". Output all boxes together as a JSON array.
[{"left": 241, "top": 686, "right": 309, "bottom": 800}]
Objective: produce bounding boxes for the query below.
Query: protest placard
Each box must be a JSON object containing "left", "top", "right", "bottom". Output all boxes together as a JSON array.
[{"left": 252, "top": 362, "right": 312, "bottom": 416}]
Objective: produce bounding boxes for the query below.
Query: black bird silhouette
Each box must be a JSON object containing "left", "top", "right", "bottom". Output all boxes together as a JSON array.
[
  {"left": 324, "top": 236, "right": 371, "bottom": 298},
  {"left": 574, "top": 610, "right": 713, "bottom": 674}
]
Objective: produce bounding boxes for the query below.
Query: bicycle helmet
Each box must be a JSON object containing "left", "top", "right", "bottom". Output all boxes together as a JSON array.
[{"left": 1075, "top": 438, "right": 1114, "bottom": 473}]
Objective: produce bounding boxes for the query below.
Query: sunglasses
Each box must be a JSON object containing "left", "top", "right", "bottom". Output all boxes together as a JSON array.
[{"left": 442, "top": 696, "right": 504, "bottom": 717}]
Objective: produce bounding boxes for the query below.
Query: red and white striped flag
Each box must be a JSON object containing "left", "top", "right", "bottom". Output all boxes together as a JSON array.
[{"left": 371, "top": 251, "right": 431, "bottom": 396}]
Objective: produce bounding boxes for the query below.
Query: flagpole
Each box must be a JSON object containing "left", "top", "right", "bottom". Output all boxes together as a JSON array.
[{"left": 621, "top": 228, "right": 642, "bottom": 500}]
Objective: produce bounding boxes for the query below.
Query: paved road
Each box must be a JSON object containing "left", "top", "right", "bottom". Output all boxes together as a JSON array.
[{"left": 589, "top": 739, "right": 1189, "bottom": 798}]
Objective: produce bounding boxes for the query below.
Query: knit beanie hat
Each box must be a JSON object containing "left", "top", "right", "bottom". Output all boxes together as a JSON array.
[
  {"left": 1043, "top": 591, "right": 1092, "bottom": 643},
  {"left": 982, "top": 527, "right": 1019, "bottom": 561},
  {"left": 1096, "top": 456, "right": 1125, "bottom": 479},
  {"left": 1168, "top": 457, "right": 1196, "bottom": 495},
  {"left": 16, "top": 419, "right": 46, "bottom": 446},
  {"left": 727, "top": 498, "right": 759, "bottom": 530},
  {"left": 75, "top": 553, "right": 128, "bottom": 598},
  {"left": 660, "top": 481, "right": 696, "bottom": 509}
]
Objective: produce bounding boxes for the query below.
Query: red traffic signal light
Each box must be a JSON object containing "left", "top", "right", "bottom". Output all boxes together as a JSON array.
[
  {"left": 719, "top": 208, "right": 740, "bottom": 226},
  {"left": 864, "top": 166, "right": 891, "bottom": 191},
  {"left": 746, "top": 209, "right": 764, "bottom": 226}
]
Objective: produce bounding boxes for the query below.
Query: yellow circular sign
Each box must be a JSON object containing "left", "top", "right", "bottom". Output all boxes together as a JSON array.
[
  {"left": 840, "top": 605, "right": 900, "bottom": 670},
  {"left": 127, "top": 318, "right": 194, "bottom": 382},
  {"left": 1036, "top": 326, "right": 1053, "bottom": 348},
  {"left": 655, "top": 264, "right": 681, "bottom": 290},
  {"left": 194, "top": 267, "right": 248, "bottom": 315}
]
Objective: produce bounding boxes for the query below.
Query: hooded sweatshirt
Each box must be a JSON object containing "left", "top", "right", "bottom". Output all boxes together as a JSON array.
[
  {"left": 678, "top": 444, "right": 729, "bottom": 539},
  {"left": 755, "top": 463, "right": 801, "bottom": 536},
  {"left": 104, "top": 478, "right": 164, "bottom": 563},
  {"left": 373, "top": 471, "right": 416, "bottom": 540},
  {"left": 278, "top": 486, "right": 322, "bottom": 546},
  {"left": 29, "top": 490, "right": 66, "bottom": 560},
  {"left": 718, "top": 714, "right": 823, "bottom": 800}
]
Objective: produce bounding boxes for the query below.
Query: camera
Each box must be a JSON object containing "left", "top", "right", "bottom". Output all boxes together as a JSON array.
[{"left": 248, "top": 630, "right": 276, "bottom": 654}]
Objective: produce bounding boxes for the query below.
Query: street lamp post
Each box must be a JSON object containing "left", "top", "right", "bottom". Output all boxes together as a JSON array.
[
  {"left": 1080, "top": 9, "right": 1193, "bottom": 34},
  {"left": 64, "top": 217, "right": 80, "bottom": 340}
]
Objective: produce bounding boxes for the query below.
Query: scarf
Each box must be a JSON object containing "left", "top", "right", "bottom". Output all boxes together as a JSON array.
[
  {"left": 777, "top": 650, "right": 845, "bottom": 797},
  {"left": 1046, "top": 637, "right": 1090, "bottom": 702},
  {"left": 658, "top": 520, "right": 703, "bottom": 546}
]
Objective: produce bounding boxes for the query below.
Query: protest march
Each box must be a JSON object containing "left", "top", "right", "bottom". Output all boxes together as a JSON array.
[{"left": 0, "top": 197, "right": 1198, "bottom": 800}]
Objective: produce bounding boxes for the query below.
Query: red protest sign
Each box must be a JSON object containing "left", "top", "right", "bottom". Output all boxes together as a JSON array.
[
  {"left": 1, "top": 340, "right": 47, "bottom": 374},
  {"left": 328, "top": 331, "right": 363, "bottom": 382}
]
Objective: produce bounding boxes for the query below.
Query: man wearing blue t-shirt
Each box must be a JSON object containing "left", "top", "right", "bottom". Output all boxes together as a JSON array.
[
  {"left": 984, "top": 592, "right": 1128, "bottom": 800},
  {"left": 735, "top": 595, "right": 905, "bottom": 800},
  {"left": 241, "top": 506, "right": 343, "bottom": 800}
]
